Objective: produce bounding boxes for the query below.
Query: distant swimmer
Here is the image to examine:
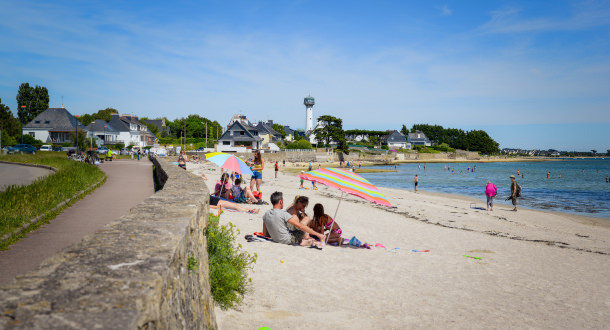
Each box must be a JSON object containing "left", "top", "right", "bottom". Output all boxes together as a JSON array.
[
  {"left": 424, "top": 164, "right": 426, "bottom": 171},
  {"left": 558, "top": 173, "right": 562, "bottom": 179},
  {"left": 547, "top": 172, "right": 551, "bottom": 179},
  {"left": 606, "top": 175, "right": 609, "bottom": 183},
  {"left": 522, "top": 172, "right": 524, "bottom": 178},
  {"left": 517, "top": 170, "right": 520, "bottom": 176},
  {"left": 418, "top": 164, "right": 421, "bottom": 171}
]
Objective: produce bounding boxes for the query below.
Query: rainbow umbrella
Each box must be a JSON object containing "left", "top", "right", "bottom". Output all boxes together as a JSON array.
[
  {"left": 204, "top": 152, "right": 253, "bottom": 176},
  {"left": 299, "top": 167, "right": 391, "bottom": 244}
]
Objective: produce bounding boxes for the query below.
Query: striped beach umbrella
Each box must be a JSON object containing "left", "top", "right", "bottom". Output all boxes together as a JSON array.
[{"left": 299, "top": 167, "right": 391, "bottom": 244}]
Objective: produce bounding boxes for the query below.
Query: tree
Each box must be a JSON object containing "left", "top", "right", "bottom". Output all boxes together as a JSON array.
[
  {"left": 400, "top": 124, "right": 409, "bottom": 136},
  {"left": 93, "top": 108, "right": 118, "bottom": 122},
  {"left": 69, "top": 129, "right": 88, "bottom": 151},
  {"left": 314, "top": 115, "right": 344, "bottom": 147},
  {"left": 272, "top": 123, "right": 287, "bottom": 138},
  {"left": 591, "top": 150, "right": 597, "bottom": 155},
  {"left": 16, "top": 82, "right": 50, "bottom": 124},
  {"left": 0, "top": 98, "right": 20, "bottom": 138},
  {"left": 79, "top": 113, "right": 95, "bottom": 126}
]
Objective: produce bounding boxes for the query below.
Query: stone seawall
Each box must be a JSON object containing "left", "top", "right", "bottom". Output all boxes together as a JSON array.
[{"left": 0, "top": 157, "right": 216, "bottom": 329}]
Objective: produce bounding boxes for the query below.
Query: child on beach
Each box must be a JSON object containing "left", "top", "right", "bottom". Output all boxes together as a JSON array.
[
  {"left": 299, "top": 171, "right": 305, "bottom": 189},
  {"left": 310, "top": 203, "right": 342, "bottom": 245},
  {"left": 414, "top": 174, "right": 419, "bottom": 191},
  {"left": 214, "top": 173, "right": 232, "bottom": 200}
]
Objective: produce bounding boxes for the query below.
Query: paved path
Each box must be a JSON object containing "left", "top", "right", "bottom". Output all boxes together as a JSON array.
[
  {"left": 0, "top": 162, "right": 54, "bottom": 192},
  {"left": 0, "top": 160, "right": 154, "bottom": 286}
]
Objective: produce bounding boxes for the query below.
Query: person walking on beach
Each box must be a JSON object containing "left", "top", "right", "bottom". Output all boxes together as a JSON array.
[
  {"left": 414, "top": 174, "right": 419, "bottom": 192},
  {"left": 485, "top": 181, "right": 497, "bottom": 211},
  {"left": 510, "top": 175, "right": 518, "bottom": 211},
  {"left": 274, "top": 161, "right": 279, "bottom": 179}
]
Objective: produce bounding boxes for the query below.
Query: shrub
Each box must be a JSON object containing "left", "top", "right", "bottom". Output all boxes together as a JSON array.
[
  {"left": 285, "top": 139, "right": 313, "bottom": 149},
  {"left": 206, "top": 220, "right": 256, "bottom": 310}
]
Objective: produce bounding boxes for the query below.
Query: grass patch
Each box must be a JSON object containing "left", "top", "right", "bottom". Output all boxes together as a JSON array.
[
  {"left": 206, "top": 218, "right": 256, "bottom": 310},
  {"left": 0, "top": 153, "right": 106, "bottom": 249}
]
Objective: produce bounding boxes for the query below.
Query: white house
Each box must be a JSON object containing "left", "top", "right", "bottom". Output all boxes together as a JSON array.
[
  {"left": 217, "top": 120, "right": 262, "bottom": 152},
  {"left": 22, "top": 107, "right": 86, "bottom": 144},
  {"left": 86, "top": 119, "right": 119, "bottom": 146}
]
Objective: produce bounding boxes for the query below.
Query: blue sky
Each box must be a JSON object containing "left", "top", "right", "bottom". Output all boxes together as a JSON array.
[{"left": 0, "top": 0, "right": 609, "bottom": 151}]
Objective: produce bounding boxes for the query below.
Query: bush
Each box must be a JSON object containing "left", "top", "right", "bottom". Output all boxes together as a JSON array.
[
  {"left": 285, "top": 139, "right": 313, "bottom": 149},
  {"left": 206, "top": 220, "right": 256, "bottom": 310}
]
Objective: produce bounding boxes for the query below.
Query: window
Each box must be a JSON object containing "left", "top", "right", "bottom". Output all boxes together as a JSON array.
[
  {"left": 28, "top": 132, "right": 35, "bottom": 137},
  {"left": 44, "top": 121, "right": 50, "bottom": 124},
  {"left": 223, "top": 141, "right": 231, "bottom": 145},
  {"left": 240, "top": 131, "right": 244, "bottom": 136},
  {"left": 35, "top": 120, "right": 40, "bottom": 124}
]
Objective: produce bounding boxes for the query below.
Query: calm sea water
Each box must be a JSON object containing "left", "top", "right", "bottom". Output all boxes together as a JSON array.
[{"left": 358, "top": 159, "right": 610, "bottom": 219}]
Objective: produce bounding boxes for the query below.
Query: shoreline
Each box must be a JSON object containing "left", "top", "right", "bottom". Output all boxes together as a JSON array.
[{"left": 186, "top": 160, "right": 610, "bottom": 329}]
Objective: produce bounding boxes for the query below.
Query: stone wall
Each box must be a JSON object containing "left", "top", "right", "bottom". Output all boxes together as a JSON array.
[{"left": 0, "top": 157, "right": 216, "bottom": 329}]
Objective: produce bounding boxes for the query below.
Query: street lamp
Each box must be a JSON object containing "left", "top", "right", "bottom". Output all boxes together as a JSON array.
[
  {"left": 103, "top": 126, "right": 107, "bottom": 146},
  {"left": 20, "top": 105, "right": 26, "bottom": 144},
  {"left": 74, "top": 115, "right": 79, "bottom": 153}
]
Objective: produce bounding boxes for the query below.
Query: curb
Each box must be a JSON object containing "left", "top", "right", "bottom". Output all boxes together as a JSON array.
[{"left": 0, "top": 160, "right": 58, "bottom": 173}]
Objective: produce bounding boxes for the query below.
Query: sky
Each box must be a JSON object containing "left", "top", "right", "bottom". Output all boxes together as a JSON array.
[{"left": 0, "top": 0, "right": 609, "bottom": 152}]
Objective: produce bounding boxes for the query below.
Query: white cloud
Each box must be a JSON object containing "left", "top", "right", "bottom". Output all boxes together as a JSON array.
[{"left": 437, "top": 5, "right": 452, "bottom": 17}]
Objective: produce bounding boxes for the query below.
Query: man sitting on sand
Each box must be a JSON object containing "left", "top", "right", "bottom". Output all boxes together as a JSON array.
[{"left": 262, "top": 192, "right": 325, "bottom": 246}]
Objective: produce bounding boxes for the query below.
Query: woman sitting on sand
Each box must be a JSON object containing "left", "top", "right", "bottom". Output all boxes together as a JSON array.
[
  {"left": 287, "top": 195, "right": 312, "bottom": 227},
  {"left": 214, "top": 173, "right": 232, "bottom": 199},
  {"left": 310, "top": 203, "right": 342, "bottom": 245}
]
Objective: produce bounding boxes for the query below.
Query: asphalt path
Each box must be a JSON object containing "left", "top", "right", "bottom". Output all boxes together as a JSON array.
[
  {"left": 0, "top": 162, "right": 54, "bottom": 192},
  {"left": 0, "top": 159, "right": 154, "bottom": 286}
]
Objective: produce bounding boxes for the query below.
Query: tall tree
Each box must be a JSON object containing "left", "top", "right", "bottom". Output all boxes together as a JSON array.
[
  {"left": 0, "top": 98, "right": 20, "bottom": 138},
  {"left": 16, "top": 83, "right": 50, "bottom": 124},
  {"left": 272, "top": 123, "right": 287, "bottom": 138},
  {"left": 400, "top": 124, "right": 409, "bottom": 136},
  {"left": 93, "top": 108, "right": 118, "bottom": 122},
  {"left": 314, "top": 115, "right": 344, "bottom": 147}
]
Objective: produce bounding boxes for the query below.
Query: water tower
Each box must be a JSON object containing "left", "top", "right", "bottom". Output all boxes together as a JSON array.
[{"left": 304, "top": 95, "right": 315, "bottom": 132}]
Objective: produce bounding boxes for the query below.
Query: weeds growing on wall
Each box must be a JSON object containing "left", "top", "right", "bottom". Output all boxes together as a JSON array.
[
  {"left": 0, "top": 153, "right": 106, "bottom": 249},
  {"left": 205, "top": 219, "right": 257, "bottom": 310}
]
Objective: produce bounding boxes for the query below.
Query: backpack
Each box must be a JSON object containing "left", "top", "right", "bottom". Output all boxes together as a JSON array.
[{"left": 516, "top": 184, "right": 522, "bottom": 198}]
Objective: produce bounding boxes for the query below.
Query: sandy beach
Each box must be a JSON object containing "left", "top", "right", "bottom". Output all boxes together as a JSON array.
[{"left": 188, "top": 161, "right": 610, "bottom": 329}]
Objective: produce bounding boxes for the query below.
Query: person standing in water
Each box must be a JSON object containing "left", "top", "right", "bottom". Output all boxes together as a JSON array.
[
  {"left": 414, "top": 174, "right": 419, "bottom": 192},
  {"left": 510, "top": 175, "right": 519, "bottom": 211}
]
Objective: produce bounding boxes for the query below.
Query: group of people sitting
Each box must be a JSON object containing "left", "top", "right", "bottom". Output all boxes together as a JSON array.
[
  {"left": 262, "top": 192, "right": 342, "bottom": 247},
  {"left": 213, "top": 172, "right": 266, "bottom": 205}
]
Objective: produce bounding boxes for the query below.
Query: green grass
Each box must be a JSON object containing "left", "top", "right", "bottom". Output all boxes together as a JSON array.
[
  {"left": 0, "top": 153, "right": 106, "bottom": 249},
  {"left": 206, "top": 218, "right": 257, "bottom": 310}
]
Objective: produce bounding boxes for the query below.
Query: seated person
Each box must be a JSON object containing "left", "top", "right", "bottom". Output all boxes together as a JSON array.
[
  {"left": 309, "top": 203, "right": 343, "bottom": 245},
  {"left": 214, "top": 173, "right": 232, "bottom": 199},
  {"left": 286, "top": 195, "right": 312, "bottom": 227},
  {"left": 262, "top": 192, "right": 325, "bottom": 246},
  {"left": 231, "top": 178, "right": 260, "bottom": 204},
  {"left": 209, "top": 195, "right": 259, "bottom": 214}
]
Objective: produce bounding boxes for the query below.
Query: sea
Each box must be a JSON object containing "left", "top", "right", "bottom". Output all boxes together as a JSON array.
[{"left": 358, "top": 159, "right": 610, "bottom": 219}]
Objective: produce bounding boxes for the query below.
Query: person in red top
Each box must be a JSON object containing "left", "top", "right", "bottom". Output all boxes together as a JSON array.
[
  {"left": 414, "top": 174, "right": 419, "bottom": 192},
  {"left": 274, "top": 161, "right": 279, "bottom": 179}
]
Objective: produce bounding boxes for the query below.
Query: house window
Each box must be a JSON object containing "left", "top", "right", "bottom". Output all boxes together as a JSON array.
[
  {"left": 223, "top": 141, "right": 230, "bottom": 145},
  {"left": 35, "top": 120, "right": 40, "bottom": 124},
  {"left": 230, "top": 131, "right": 233, "bottom": 136},
  {"left": 240, "top": 131, "right": 244, "bottom": 136},
  {"left": 44, "top": 121, "right": 50, "bottom": 124},
  {"left": 28, "top": 132, "right": 35, "bottom": 137}
]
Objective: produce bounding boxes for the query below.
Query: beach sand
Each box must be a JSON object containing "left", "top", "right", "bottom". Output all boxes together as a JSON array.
[{"left": 188, "top": 162, "right": 609, "bottom": 329}]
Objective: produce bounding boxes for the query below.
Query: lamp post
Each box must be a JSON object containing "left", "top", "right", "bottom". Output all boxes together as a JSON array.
[
  {"left": 20, "top": 105, "right": 26, "bottom": 144},
  {"left": 74, "top": 115, "right": 79, "bottom": 153},
  {"left": 103, "top": 126, "right": 107, "bottom": 146}
]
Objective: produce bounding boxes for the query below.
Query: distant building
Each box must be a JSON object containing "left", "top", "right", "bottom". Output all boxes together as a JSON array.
[
  {"left": 256, "top": 120, "right": 283, "bottom": 144},
  {"left": 381, "top": 130, "right": 410, "bottom": 149},
  {"left": 217, "top": 120, "right": 262, "bottom": 152},
  {"left": 109, "top": 114, "right": 157, "bottom": 147},
  {"left": 283, "top": 126, "right": 295, "bottom": 142},
  {"left": 22, "top": 107, "right": 86, "bottom": 144},
  {"left": 408, "top": 130, "right": 432, "bottom": 147},
  {"left": 141, "top": 118, "right": 171, "bottom": 137},
  {"left": 86, "top": 119, "right": 119, "bottom": 146}
]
